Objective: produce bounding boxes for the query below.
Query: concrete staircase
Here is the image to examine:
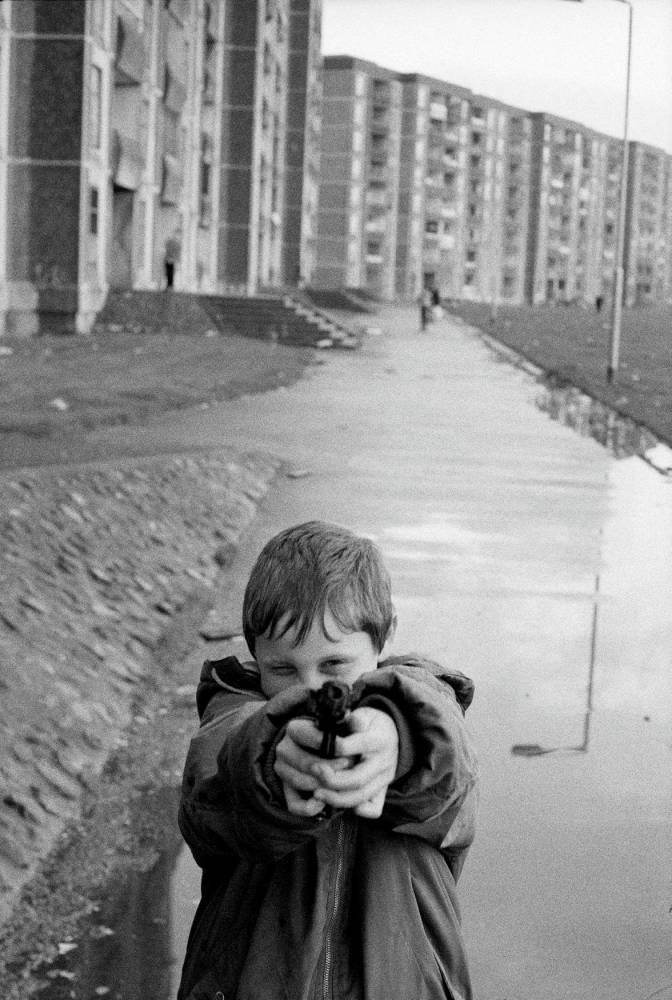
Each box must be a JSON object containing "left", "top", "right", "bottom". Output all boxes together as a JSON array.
[{"left": 94, "top": 290, "right": 362, "bottom": 350}]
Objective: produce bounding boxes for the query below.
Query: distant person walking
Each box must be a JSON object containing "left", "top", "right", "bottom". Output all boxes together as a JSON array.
[
  {"left": 431, "top": 286, "right": 444, "bottom": 322},
  {"left": 164, "top": 231, "right": 181, "bottom": 290},
  {"left": 595, "top": 294, "right": 604, "bottom": 313},
  {"left": 419, "top": 287, "right": 432, "bottom": 331}
]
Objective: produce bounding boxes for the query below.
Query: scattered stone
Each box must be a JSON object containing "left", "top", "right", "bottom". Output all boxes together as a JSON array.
[
  {"left": 48, "top": 398, "right": 69, "bottom": 412},
  {"left": 285, "top": 467, "right": 310, "bottom": 480},
  {"left": 199, "top": 622, "right": 243, "bottom": 641},
  {"left": 213, "top": 540, "right": 236, "bottom": 568}
]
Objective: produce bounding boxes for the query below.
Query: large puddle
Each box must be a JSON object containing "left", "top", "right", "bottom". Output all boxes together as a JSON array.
[
  {"left": 536, "top": 375, "right": 670, "bottom": 471},
  {"left": 33, "top": 787, "right": 197, "bottom": 999}
]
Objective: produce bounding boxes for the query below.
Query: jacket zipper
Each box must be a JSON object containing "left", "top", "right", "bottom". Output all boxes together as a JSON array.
[{"left": 322, "top": 816, "right": 347, "bottom": 1000}]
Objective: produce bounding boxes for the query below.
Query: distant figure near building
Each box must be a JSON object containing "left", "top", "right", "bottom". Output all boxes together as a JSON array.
[
  {"left": 164, "top": 232, "right": 182, "bottom": 290},
  {"left": 595, "top": 294, "right": 604, "bottom": 313},
  {"left": 419, "top": 287, "right": 432, "bottom": 330}
]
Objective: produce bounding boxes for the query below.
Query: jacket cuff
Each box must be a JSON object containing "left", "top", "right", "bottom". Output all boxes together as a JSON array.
[{"left": 356, "top": 693, "right": 415, "bottom": 781}]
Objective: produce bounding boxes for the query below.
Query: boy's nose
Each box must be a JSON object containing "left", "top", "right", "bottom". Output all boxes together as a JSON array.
[{"left": 300, "top": 667, "right": 322, "bottom": 691}]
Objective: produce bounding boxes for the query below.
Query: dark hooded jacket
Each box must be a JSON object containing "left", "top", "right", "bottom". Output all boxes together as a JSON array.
[{"left": 178, "top": 654, "right": 479, "bottom": 1000}]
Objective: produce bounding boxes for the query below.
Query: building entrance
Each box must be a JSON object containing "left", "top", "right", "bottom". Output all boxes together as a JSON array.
[{"left": 111, "top": 185, "right": 134, "bottom": 288}]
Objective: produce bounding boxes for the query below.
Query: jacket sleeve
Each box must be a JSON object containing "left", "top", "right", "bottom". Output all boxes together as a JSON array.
[
  {"left": 178, "top": 680, "right": 341, "bottom": 868},
  {"left": 354, "top": 657, "right": 479, "bottom": 878}
]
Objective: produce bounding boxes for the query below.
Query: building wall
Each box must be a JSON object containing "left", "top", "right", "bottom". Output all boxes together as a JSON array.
[
  {"left": 3, "top": 1, "right": 87, "bottom": 335},
  {"left": 363, "top": 71, "right": 401, "bottom": 300},
  {"left": 315, "top": 56, "right": 402, "bottom": 299},
  {"left": 396, "top": 77, "right": 471, "bottom": 301},
  {"left": 500, "top": 111, "right": 532, "bottom": 304},
  {"left": 624, "top": 142, "right": 669, "bottom": 306},
  {"left": 282, "top": 0, "right": 322, "bottom": 287},
  {"left": 0, "top": 0, "right": 320, "bottom": 335}
]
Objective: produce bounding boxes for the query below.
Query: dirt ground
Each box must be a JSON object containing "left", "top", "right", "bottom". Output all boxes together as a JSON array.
[{"left": 0, "top": 326, "right": 317, "bottom": 470}]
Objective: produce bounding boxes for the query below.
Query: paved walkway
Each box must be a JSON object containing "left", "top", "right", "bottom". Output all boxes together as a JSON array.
[{"left": 123, "top": 304, "right": 671, "bottom": 1000}]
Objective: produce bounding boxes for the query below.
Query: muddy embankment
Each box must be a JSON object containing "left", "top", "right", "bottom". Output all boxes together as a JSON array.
[{"left": 0, "top": 449, "right": 278, "bottom": 992}]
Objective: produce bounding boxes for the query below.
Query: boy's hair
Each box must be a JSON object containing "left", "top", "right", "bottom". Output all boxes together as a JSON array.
[{"left": 243, "top": 520, "right": 394, "bottom": 655}]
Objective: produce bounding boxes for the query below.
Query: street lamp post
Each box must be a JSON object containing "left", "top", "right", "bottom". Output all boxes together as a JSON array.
[
  {"left": 560, "top": 0, "right": 633, "bottom": 384},
  {"left": 608, "top": 0, "right": 633, "bottom": 384}
]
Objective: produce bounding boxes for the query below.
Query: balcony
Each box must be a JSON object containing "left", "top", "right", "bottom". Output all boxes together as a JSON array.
[
  {"left": 430, "top": 101, "right": 447, "bottom": 122},
  {"left": 115, "top": 14, "right": 146, "bottom": 86},
  {"left": 424, "top": 172, "right": 443, "bottom": 189},
  {"left": 368, "top": 164, "right": 388, "bottom": 184},
  {"left": 366, "top": 216, "right": 387, "bottom": 233},
  {"left": 111, "top": 130, "right": 144, "bottom": 190},
  {"left": 471, "top": 113, "right": 486, "bottom": 129},
  {"left": 371, "top": 119, "right": 390, "bottom": 137},
  {"left": 366, "top": 189, "right": 389, "bottom": 208},
  {"left": 164, "top": 64, "right": 187, "bottom": 114},
  {"left": 372, "top": 110, "right": 390, "bottom": 129},
  {"left": 372, "top": 82, "right": 391, "bottom": 105},
  {"left": 422, "top": 246, "right": 441, "bottom": 265}
]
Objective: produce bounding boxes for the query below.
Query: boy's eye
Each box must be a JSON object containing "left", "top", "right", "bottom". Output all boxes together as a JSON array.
[
  {"left": 321, "top": 660, "right": 345, "bottom": 673},
  {"left": 270, "top": 664, "right": 296, "bottom": 675}
]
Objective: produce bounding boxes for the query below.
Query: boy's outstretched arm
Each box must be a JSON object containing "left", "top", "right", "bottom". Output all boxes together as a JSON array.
[
  {"left": 178, "top": 661, "right": 347, "bottom": 867},
  {"left": 351, "top": 656, "right": 479, "bottom": 878}
]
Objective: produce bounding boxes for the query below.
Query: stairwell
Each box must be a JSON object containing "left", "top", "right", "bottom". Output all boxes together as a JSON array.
[{"left": 94, "top": 290, "right": 362, "bottom": 350}]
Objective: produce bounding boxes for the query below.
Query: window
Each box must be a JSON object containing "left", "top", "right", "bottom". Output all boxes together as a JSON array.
[
  {"left": 200, "top": 135, "right": 212, "bottom": 225},
  {"left": 89, "top": 188, "right": 99, "bottom": 235},
  {"left": 90, "top": 65, "right": 103, "bottom": 149}
]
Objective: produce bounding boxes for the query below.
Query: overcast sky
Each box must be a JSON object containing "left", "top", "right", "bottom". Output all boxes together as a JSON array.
[{"left": 322, "top": 0, "right": 672, "bottom": 154}]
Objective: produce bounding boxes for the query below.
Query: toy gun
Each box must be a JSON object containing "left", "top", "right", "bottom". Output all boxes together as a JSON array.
[{"left": 309, "top": 679, "right": 353, "bottom": 759}]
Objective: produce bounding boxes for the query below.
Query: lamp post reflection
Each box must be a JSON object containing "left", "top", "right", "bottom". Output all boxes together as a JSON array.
[{"left": 511, "top": 574, "right": 600, "bottom": 757}]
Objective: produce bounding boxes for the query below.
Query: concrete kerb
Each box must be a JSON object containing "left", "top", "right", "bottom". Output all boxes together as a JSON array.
[{"left": 0, "top": 446, "right": 281, "bottom": 928}]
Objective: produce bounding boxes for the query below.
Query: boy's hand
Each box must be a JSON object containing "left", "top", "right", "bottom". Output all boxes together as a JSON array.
[
  {"left": 311, "top": 708, "right": 399, "bottom": 819},
  {"left": 274, "top": 718, "right": 349, "bottom": 817}
]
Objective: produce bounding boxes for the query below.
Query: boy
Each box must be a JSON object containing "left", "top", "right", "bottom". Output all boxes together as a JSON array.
[{"left": 178, "top": 521, "right": 478, "bottom": 1000}]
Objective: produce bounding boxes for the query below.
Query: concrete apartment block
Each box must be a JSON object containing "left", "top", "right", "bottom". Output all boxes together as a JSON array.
[
  {"left": 396, "top": 75, "right": 471, "bottom": 302},
  {"left": 1, "top": 2, "right": 88, "bottom": 335},
  {"left": 0, "top": 0, "right": 321, "bottom": 336},
  {"left": 315, "top": 56, "right": 401, "bottom": 300},
  {"left": 282, "top": 0, "right": 322, "bottom": 288},
  {"left": 624, "top": 142, "right": 671, "bottom": 306},
  {"left": 500, "top": 110, "right": 533, "bottom": 305},
  {"left": 315, "top": 54, "right": 671, "bottom": 308},
  {"left": 462, "top": 96, "right": 524, "bottom": 306},
  {"left": 527, "top": 113, "right": 617, "bottom": 306},
  {"left": 219, "top": 0, "right": 291, "bottom": 292}
]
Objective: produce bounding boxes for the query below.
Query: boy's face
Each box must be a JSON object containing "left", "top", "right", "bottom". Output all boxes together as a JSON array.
[{"left": 254, "top": 608, "right": 385, "bottom": 699}]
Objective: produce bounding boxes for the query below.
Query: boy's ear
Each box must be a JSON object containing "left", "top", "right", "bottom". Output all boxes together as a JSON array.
[{"left": 381, "top": 614, "right": 397, "bottom": 657}]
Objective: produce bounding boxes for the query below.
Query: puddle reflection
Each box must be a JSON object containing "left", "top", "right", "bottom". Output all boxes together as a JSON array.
[
  {"left": 35, "top": 787, "right": 186, "bottom": 1000},
  {"left": 535, "top": 377, "right": 660, "bottom": 462}
]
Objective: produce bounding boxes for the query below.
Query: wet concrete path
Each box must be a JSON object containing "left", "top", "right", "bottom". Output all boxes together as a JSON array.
[{"left": 46, "top": 306, "right": 672, "bottom": 999}]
